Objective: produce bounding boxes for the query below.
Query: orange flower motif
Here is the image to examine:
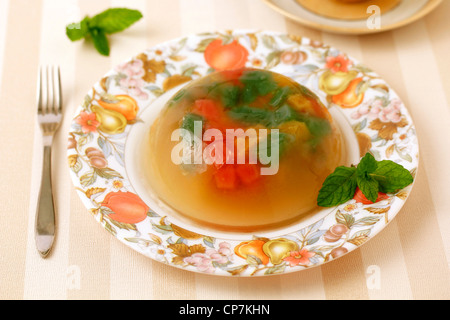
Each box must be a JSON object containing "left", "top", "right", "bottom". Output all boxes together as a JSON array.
[
  {"left": 204, "top": 39, "right": 249, "bottom": 71},
  {"left": 283, "top": 249, "right": 315, "bottom": 267},
  {"left": 112, "top": 180, "right": 123, "bottom": 189},
  {"left": 251, "top": 58, "right": 263, "bottom": 67},
  {"left": 325, "top": 54, "right": 352, "bottom": 73},
  {"left": 76, "top": 111, "right": 99, "bottom": 133}
]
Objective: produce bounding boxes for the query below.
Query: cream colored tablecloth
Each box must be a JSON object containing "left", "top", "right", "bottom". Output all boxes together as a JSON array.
[{"left": 0, "top": 0, "right": 449, "bottom": 300}]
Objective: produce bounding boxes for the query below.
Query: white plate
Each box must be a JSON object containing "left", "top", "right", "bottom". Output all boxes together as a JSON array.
[{"left": 68, "top": 30, "right": 419, "bottom": 276}]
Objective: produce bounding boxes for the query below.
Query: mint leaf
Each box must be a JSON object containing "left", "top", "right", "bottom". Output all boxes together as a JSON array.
[
  {"left": 272, "top": 104, "right": 298, "bottom": 127},
  {"left": 356, "top": 152, "right": 377, "bottom": 175},
  {"left": 221, "top": 85, "right": 240, "bottom": 108},
  {"left": 260, "top": 132, "right": 293, "bottom": 158},
  {"left": 66, "top": 17, "right": 89, "bottom": 41},
  {"left": 65, "top": 8, "right": 143, "bottom": 56},
  {"left": 357, "top": 175, "right": 379, "bottom": 203},
  {"left": 89, "top": 8, "right": 143, "bottom": 34},
  {"left": 371, "top": 160, "right": 414, "bottom": 193},
  {"left": 355, "top": 153, "right": 379, "bottom": 201},
  {"left": 317, "top": 166, "right": 357, "bottom": 207},
  {"left": 317, "top": 152, "right": 414, "bottom": 207},
  {"left": 299, "top": 115, "right": 331, "bottom": 138},
  {"left": 241, "top": 85, "right": 258, "bottom": 104},
  {"left": 270, "top": 87, "right": 290, "bottom": 107},
  {"left": 240, "top": 70, "right": 277, "bottom": 103},
  {"left": 181, "top": 113, "right": 204, "bottom": 134},
  {"left": 228, "top": 106, "right": 272, "bottom": 126},
  {"left": 228, "top": 104, "right": 300, "bottom": 128},
  {"left": 90, "top": 28, "right": 110, "bottom": 56}
]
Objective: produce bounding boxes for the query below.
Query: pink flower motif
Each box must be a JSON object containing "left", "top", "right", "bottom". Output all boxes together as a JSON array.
[
  {"left": 391, "top": 98, "right": 402, "bottom": 110},
  {"left": 119, "top": 76, "right": 140, "bottom": 88},
  {"left": 352, "top": 100, "right": 372, "bottom": 120},
  {"left": 368, "top": 103, "right": 382, "bottom": 120},
  {"left": 76, "top": 111, "right": 99, "bottom": 133},
  {"left": 130, "top": 88, "right": 149, "bottom": 100},
  {"left": 218, "top": 242, "right": 232, "bottom": 256},
  {"left": 359, "top": 104, "right": 370, "bottom": 115},
  {"left": 354, "top": 97, "right": 403, "bottom": 124},
  {"left": 378, "top": 104, "right": 402, "bottom": 123},
  {"left": 184, "top": 253, "right": 215, "bottom": 273},
  {"left": 351, "top": 111, "right": 362, "bottom": 120},
  {"left": 325, "top": 54, "right": 352, "bottom": 73},
  {"left": 119, "top": 77, "right": 149, "bottom": 100},
  {"left": 116, "top": 59, "right": 149, "bottom": 100},
  {"left": 117, "top": 59, "right": 145, "bottom": 78},
  {"left": 208, "top": 251, "right": 228, "bottom": 264},
  {"left": 283, "top": 249, "right": 316, "bottom": 267},
  {"left": 184, "top": 242, "right": 233, "bottom": 273}
]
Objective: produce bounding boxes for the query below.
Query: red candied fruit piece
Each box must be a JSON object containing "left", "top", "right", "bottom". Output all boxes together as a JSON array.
[
  {"left": 353, "top": 187, "right": 389, "bottom": 204},
  {"left": 235, "top": 163, "right": 261, "bottom": 185},
  {"left": 214, "top": 164, "right": 237, "bottom": 190}
]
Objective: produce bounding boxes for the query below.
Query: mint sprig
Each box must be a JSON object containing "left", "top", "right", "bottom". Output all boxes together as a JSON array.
[
  {"left": 355, "top": 151, "right": 379, "bottom": 202},
  {"left": 317, "top": 166, "right": 357, "bottom": 207},
  {"left": 371, "top": 160, "right": 415, "bottom": 193},
  {"left": 317, "top": 153, "right": 414, "bottom": 207},
  {"left": 66, "top": 8, "right": 143, "bottom": 56}
]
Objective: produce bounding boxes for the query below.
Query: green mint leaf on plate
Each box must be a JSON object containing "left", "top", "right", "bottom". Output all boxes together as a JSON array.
[
  {"left": 317, "top": 166, "right": 357, "bottom": 207},
  {"left": 356, "top": 152, "right": 378, "bottom": 176},
  {"left": 89, "top": 8, "right": 143, "bottom": 34},
  {"left": 357, "top": 175, "right": 379, "bottom": 203},
  {"left": 65, "top": 8, "right": 143, "bottom": 56},
  {"left": 355, "top": 153, "right": 378, "bottom": 202},
  {"left": 317, "top": 152, "right": 414, "bottom": 207},
  {"left": 371, "top": 160, "right": 414, "bottom": 193}
]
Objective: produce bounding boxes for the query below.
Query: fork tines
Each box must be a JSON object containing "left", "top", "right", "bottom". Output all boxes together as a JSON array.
[{"left": 37, "top": 65, "right": 62, "bottom": 115}]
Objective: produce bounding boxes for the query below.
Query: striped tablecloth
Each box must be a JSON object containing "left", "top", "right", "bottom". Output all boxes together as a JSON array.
[{"left": 0, "top": 0, "right": 449, "bottom": 300}]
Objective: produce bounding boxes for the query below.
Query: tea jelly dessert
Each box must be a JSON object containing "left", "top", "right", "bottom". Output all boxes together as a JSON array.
[{"left": 144, "top": 68, "right": 346, "bottom": 232}]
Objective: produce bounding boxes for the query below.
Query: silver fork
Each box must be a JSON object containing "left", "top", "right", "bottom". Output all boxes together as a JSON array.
[{"left": 35, "top": 65, "right": 62, "bottom": 258}]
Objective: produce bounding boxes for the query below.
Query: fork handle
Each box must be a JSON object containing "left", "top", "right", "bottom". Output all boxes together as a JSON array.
[{"left": 35, "top": 145, "right": 55, "bottom": 257}]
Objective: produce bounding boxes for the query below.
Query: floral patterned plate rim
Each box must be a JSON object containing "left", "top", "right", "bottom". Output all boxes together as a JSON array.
[{"left": 68, "top": 30, "right": 419, "bottom": 276}]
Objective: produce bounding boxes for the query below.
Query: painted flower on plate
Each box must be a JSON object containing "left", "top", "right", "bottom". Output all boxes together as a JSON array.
[
  {"left": 116, "top": 58, "right": 149, "bottom": 100},
  {"left": 325, "top": 54, "right": 352, "bottom": 73},
  {"left": 283, "top": 249, "right": 316, "bottom": 267},
  {"left": 184, "top": 242, "right": 233, "bottom": 273},
  {"left": 76, "top": 111, "right": 99, "bottom": 133}
]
